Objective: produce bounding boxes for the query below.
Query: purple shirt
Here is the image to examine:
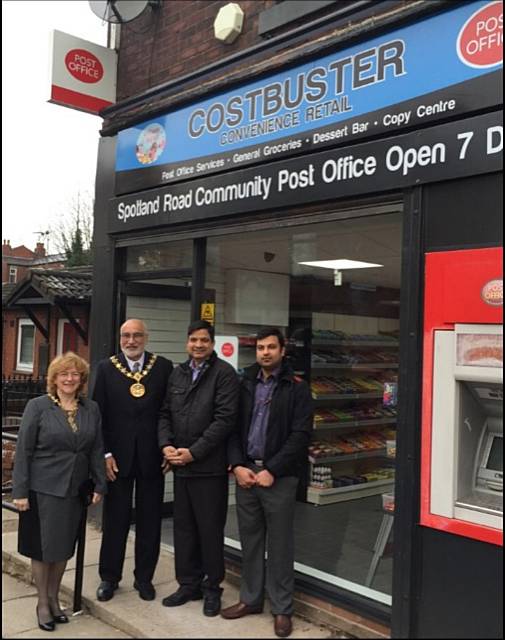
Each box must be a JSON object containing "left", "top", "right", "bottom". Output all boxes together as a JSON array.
[
  {"left": 190, "top": 359, "right": 205, "bottom": 382},
  {"left": 247, "top": 368, "right": 279, "bottom": 459}
]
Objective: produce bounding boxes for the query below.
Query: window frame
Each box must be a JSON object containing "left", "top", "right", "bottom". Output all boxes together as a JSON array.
[{"left": 16, "top": 319, "right": 35, "bottom": 372}]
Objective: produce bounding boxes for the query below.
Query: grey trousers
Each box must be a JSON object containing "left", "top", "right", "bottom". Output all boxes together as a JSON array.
[{"left": 236, "top": 471, "right": 298, "bottom": 615}]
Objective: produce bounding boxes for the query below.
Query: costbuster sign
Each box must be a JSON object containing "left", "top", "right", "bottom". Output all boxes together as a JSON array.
[
  {"left": 49, "top": 30, "right": 117, "bottom": 115},
  {"left": 115, "top": 0, "right": 503, "bottom": 195}
]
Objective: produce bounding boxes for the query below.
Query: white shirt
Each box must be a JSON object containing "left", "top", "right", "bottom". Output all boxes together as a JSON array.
[{"left": 125, "top": 353, "right": 145, "bottom": 372}]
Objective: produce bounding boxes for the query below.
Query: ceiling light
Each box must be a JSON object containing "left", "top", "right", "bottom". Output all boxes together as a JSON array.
[{"left": 298, "top": 259, "right": 383, "bottom": 269}]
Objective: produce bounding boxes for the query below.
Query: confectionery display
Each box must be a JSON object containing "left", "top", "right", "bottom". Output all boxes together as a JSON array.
[{"left": 306, "top": 328, "right": 398, "bottom": 505}]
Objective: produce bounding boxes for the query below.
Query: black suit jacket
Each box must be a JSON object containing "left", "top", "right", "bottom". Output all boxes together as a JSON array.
[{"left": 92, "top": 351, "right": 173, "bottom": 478}]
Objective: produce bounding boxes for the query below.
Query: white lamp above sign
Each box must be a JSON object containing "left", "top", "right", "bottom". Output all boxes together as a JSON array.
[{"left": 214, "top": 2, "right": 244, "bottom": 44}]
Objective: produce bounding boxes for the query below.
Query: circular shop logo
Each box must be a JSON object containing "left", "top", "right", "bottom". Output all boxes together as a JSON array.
[
  {"left": 456, "top": 1, "right": 503, "bottom": 68},
  {"left": 221, "top": 342, "right": 235, "bottom": 358},
  {"left": 65, "top": 49, "right": 104, "bottom": 83},
  {"left": 136, "top": 123, "right": 166, "bottom": 165},
  {"left": 481, "top": 278, "right": 503, "bottom": 306}
]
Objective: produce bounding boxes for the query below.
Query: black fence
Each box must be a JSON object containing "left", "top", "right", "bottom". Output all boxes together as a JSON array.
[{"left": 2, "top": 376, "right": 46, "bottom": 421}]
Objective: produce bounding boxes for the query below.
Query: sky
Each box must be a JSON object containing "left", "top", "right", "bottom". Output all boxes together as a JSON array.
[{"left": 2, "top": 1, "right": 109, "bottom": 252}]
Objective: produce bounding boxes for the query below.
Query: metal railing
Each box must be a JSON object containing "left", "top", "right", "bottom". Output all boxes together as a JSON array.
[
  {"left": 2, "top": 376, "right": 46, "bottom": 419},
  {"left": 2, "top": 430, "right": 88, "bottom": 614}
]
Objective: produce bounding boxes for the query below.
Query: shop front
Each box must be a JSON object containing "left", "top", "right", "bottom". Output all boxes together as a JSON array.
[{"left": 90, "top": 1, "right": 503, "bottom": 636}]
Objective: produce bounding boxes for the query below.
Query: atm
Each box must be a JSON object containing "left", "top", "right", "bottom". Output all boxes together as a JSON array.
[{"left": 421, "top": 248, "right": 503, "bottom": 546}]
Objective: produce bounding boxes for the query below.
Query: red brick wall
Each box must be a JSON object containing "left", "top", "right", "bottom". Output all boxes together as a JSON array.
[
  {"left": 2, "top": 307, "right": 90, "bottom": 378},
  {"left": 117, "top": 0, "right": 278, "bottom": 100},
  {"left": 2, "top": 243, "right": 35, "bottom": 283}
]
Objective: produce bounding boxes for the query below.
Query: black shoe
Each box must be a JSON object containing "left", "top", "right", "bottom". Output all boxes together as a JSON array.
[
  {"left": 203, "top": 594, "right": 221, "bottom": 617},
  {"left": 96, "top": 580, "right": 119, "bottom": 602},
  {"left": 49, "top": 602, "right": 69, "bottom": 624},
  {"left": 36, "top": 607, "right": 55, "bottom": 632},
  {"left": 162, "top": 587, "right": 203, "bottom": 607},
  {"left": 52, "top": 613, "right": 69, "bottom": 623},
  {"left": 134, "top": 580, "right": 156, "bottom": 601}
]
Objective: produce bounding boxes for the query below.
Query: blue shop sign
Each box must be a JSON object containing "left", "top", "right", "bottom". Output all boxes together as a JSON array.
[{"left": 115, "top": 0, "right": 503, "bottom": 194}]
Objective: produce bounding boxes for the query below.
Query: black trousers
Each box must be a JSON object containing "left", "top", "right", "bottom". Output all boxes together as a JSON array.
[
  {"left": 173, "top": 474, "right": 229, "bottom": 595},
  {"left": 99, "top": 470, "right": 164, "bottom": 584}
]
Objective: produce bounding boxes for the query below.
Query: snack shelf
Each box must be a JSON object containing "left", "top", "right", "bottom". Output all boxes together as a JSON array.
[
  {"left": 299, "top": 327, "right": 399, "bottom": 505},
  {"left": 311, "top": 363, "right": 398, "bottom": 370},
  {"left": 312, "top": 339, "right": 399, "bottom": 347},
  {"left": 314, "top": 418, "right": 397, "bottom": 431},
  {"left": 306, "top": 479, "right": 395, "bottom": 505},
  {"left": 312, "top": 392, "right": 383, "bottom": 400},
  {"left": 308, "top": 448, "right": 388, "bottom": 464}
]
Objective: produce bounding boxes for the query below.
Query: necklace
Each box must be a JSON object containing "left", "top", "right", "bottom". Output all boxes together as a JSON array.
[
  {"left": 48, "top": 394, "right": 79, "bottom": 433},
  {"left": 110, "top": 354, "right": 157, "bottom": 397}
]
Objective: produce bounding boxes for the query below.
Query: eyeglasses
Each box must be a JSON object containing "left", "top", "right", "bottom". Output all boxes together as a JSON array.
[
  {"left": 57, "top": 371, "right": 81, "bottom": 379},
  {"left": 120, "top": 332, "right": 145, "bottom": 340}
]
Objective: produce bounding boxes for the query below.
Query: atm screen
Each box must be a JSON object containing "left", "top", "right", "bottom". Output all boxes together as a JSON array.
[{"left": 486, "top": 436, "right": 503, "bottom": 473}]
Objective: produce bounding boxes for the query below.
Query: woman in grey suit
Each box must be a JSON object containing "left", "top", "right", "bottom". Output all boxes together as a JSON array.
[{"left": 12, "top": 352, "right": 107, "bottom": 632}]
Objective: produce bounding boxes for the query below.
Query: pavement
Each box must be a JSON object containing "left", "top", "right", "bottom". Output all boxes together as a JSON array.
[{"left": 2, "top": 507, "right": 354, "bottom": 639}]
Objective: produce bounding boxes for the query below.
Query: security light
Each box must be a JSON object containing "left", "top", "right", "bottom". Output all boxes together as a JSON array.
[{"left": 214, "top": 3, "right": 244, "bottom": 44}]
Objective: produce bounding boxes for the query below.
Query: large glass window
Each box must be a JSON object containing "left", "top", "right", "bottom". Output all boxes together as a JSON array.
[
  {"left": 124, "top": 239, "right": 194, "bottom": 513},
  {"left": 124, "top": 239, "right": 193, "bottom": 365},
  {"left": 206, "top": 208, "right": 402, "bottom": 603},
  {"left": 17, "top": 319, "right": 35, "bottom": 372}
]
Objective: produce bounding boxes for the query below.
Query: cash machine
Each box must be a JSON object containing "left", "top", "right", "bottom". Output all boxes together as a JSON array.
[{"left": 421, "top": 247, "right": 503, "bottom": 545}]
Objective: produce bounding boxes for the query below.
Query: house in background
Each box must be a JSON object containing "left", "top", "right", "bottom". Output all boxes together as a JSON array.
[
  {"left": 2, "top": 239, "right": 65, "bottom": 284},
  {"left": 2, "top": 240, "right": 91, "bottom": 378}
]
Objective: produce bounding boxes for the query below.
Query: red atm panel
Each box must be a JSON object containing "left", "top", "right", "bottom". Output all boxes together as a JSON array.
[{"left": 421, "top": 247, "right": 503, "bottom": 545}]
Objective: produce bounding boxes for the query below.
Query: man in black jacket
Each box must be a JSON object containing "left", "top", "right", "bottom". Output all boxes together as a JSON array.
[
  {"left": 158, "top": 320, "right": 239, "bottom": 617},
  {"left": 93, "top": 319, "right": 173, "bottom": 603},
  {"left": 221, "top": 327, "right": 313, "bottom": 638}
]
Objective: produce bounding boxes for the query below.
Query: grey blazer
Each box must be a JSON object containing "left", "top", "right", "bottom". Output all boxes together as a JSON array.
[{"left": 12, "top": 395, "right": 107, "bottom": 499}]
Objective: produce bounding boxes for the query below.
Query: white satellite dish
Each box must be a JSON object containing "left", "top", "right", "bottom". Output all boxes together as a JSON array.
[{"left": 89, "top": 0, "right": 151, "bottom": 24}]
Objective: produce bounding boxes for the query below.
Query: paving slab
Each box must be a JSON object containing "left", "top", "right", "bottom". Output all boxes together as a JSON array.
[
  {"left": 2, "top": 572, "right": 37, "bottom": 600},
  {"left": 2, "top": 573, "right": 132, "bottom": 639},
  {"left": 3, "top": 521, "right": 337, "bottom": 639}
]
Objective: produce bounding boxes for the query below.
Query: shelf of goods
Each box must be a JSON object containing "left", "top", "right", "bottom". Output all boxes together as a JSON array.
[
  {"left": 307, "top": 331, "right": 398, "bottom": 505},
  {"left": 307, "top": 477, "right": 395, "bottom": 506}
]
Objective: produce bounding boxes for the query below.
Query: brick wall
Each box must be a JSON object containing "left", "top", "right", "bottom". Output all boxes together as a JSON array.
[
  {"left": 2, "top": 308, "right": 90, "bottom": 378},
  {"left": 116, "top": 0, "right": 278, "bottom": 100}
]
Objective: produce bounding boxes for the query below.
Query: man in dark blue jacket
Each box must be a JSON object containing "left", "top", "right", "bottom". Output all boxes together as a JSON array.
[
  {"left": 158, "top": 320, "right": 239, "bottom": 617},
  {"left": 221, "top": 327, "right": 313, "bottom": 638}
]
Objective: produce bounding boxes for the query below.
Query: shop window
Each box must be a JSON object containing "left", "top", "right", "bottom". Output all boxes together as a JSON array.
[
  {"left": 8, "top": 266, "right": 17, "bottom": 283},
  {"left": 123, "top": 238, "right": 195, "bottom": 511},
  {"left": 206, "top": 208, "right": 402, "bottom": 602},
  {"left": 16, "top": 319, "right": 35, "bottom": 372},
  {"left": 124, "top": 239, "right": 194, "bottom": 366},
  {"left": 126, "top": 239, "right": 193, "bottom": 273}
]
